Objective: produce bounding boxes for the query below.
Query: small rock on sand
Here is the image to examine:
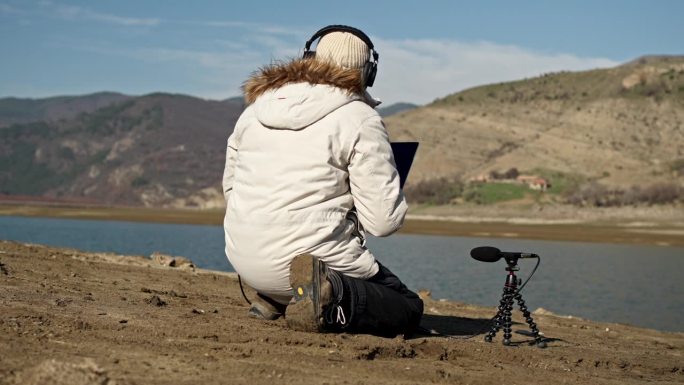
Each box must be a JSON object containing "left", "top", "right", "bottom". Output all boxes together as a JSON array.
[
  {"left": 12, "top": 358, "right": 110, "bottom": 385},
  {"left": 145, "top": 295, "right": 167, "bottom": 307},
  {"left": 150, "top": 252, "right": 195, "bottom": 270}
]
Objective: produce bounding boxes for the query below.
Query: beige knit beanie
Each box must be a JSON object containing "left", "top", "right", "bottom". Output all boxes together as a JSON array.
[{"left": 315, "top": 31, "right": 370, "bottom": 69}]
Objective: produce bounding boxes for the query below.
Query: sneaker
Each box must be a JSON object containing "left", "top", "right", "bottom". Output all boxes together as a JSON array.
[
  {"left": 286, "top": 254, "right": 333, "bottom": 332},
  {"left": 248, "top": 293, "right": 286, "bottom": 321}
]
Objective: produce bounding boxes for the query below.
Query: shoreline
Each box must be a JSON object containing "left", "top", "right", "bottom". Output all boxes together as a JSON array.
[
  {"left": 1, "top": 203, "right": 683, "bottom": 247},
  {"left": 1, "top": 240, "right": 682, "bottom": 384}
]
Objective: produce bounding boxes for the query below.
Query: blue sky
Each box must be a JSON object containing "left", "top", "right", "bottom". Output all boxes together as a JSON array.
[{"left": 1, "top": 1, "right": 682, "bottom": 104}]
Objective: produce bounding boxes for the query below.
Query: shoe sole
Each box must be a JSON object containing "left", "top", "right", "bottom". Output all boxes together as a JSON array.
[
  {"left": 248, "top": 302, "right": 281, "bottom": 321},
  {"left": 286, "top": 254, "right": 323, "bottom": 332}
]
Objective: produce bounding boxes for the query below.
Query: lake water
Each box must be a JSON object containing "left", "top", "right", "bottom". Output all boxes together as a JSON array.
[{"left": 1, "top": 215, "right": 682, "bottom": 332}]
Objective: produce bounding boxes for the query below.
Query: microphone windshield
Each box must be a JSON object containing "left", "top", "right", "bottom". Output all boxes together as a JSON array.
[{"left": 470, "top": 246, "right": 502, "bottom": 262}]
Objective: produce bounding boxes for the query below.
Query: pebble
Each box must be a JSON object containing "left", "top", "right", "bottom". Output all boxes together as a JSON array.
[{"left": 146, "top": 295, "right": 167, "bottom": 307}]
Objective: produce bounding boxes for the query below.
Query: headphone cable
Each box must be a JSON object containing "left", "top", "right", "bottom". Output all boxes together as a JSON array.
[{"left": 238, "top": 274, "right": 252, "bottom": 305}]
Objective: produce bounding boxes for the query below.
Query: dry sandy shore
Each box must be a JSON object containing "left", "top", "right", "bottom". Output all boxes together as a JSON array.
[{"left": 1, "top": 241, "right": 682, "bottom": 385}]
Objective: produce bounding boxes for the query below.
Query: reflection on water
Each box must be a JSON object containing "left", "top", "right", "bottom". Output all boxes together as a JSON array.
[{"left": 1, "top": 215, "right": 682, "bottom": 332}]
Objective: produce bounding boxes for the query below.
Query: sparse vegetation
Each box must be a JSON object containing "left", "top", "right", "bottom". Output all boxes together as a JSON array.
[
  {"left": 526, "top": 169, "right": 585, "bottom": 195},
  {"left": 404, "top": 177, "right": 464, "bottom": 205},
  {"left": 670, "top": 158, "right": 684, "bottom": 176},
  {"left": 0, "top": 142, "right": 56, "bottom": 194},
  {"left": 565, "top": 182, "right": 683, "bottom": 207},
  {"left": 405, "top": 177, "right": 542, "bottom": 206},
  {"left": 463, "top": 182, "right": 529, "bottom": 205},
  {"left": 0, "top": 121, "right": 52, "bottom": 140},
  {"left": 58, "top": 147, "right": 75, "bottom": 160},
  {"left": 486, "top": 142, "right": 518, "bottom": 160},
  {"left": 489, "top": 168, "right": 519, "bottom": 180},
  {"left": 131, "top": 176, "right": 150, "bottom": 187},
  {"left": 404, "top": 169, "right": 590, "bottom": 206},
  {"left": 82, "top": 100, "right": 136, "bottom": 135},
  {"left": 622, "top": 79, "right": 671, "bottom": 101}
]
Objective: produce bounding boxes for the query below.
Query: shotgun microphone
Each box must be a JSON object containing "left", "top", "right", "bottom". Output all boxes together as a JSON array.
[{"left": 470, "top": 246, "right": 539, "bottom": 263}]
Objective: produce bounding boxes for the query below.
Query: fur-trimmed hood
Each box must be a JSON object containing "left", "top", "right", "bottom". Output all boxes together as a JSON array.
[
  {"left": 243, "top": 59, "right": 364, "bottom": 104},
  {"left": 242, "top": 59, "right": 376, "bottom": 131}
]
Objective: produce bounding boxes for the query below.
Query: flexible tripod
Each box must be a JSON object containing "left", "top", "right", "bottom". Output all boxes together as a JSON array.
[{"left": 484, "top": 257, "right": 547, "bottom": 348}]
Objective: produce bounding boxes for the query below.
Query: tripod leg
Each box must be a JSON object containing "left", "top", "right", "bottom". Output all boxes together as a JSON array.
[
  {"left": 502, "top": 288, "right": 514, "bottom": 346},
  {"left": 485, "top": 287, "right": 508, "bottom": 342},
  {"left": 514, "top": 292, "right": 547, "bottom": 348}
]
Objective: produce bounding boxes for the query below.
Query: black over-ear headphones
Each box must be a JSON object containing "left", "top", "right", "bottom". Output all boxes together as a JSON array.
[{"left": 303, "top": 25, "right": 379, "bottom": 87}]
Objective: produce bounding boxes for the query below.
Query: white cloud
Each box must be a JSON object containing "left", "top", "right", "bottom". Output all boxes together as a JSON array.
[
  {"left": 370, "top": 38, "right": 619, "bottom": 105},
  {"left": 187, "top": 20, "right": 306, "bottom": 38},
  {"left": 72, "top": 43, "right": 266, "bottom": 97},
  {"left": 249, "top": 34, "right": 302, "bottom": 59},
  {"left": 95, "top": 36, "right": 619, "bottom": 104},
  {"left": 44, "top": 21, "right": 621, "bottom": 105},
  {"left": 44, "top": 2, "right": 160, "bottom": 26},
  {"left": 150, "top": 35, "right": 619, "bottom": 105}
]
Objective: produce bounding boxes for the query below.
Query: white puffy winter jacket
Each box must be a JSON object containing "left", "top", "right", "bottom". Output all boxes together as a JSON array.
[{"left": 222, "top": 59, "right": 407, "bottom": 304}]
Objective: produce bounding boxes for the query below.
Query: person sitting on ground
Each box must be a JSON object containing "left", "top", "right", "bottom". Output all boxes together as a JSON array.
[{"left": 222, "top": 25, "right": 423, "bottom": 337}]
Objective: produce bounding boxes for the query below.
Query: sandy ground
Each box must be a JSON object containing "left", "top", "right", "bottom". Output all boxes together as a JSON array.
[{"left": 1, "top": 241, "right": 682, "bottom": 385}]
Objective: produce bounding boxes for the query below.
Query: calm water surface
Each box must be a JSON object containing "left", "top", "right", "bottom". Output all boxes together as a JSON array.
[{"left": 1, "top": 215, "right": 682, "bottom": 332}]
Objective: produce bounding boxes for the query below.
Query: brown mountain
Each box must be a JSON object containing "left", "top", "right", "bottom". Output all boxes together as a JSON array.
[
  {"left": 0, "top": 93, "right": 243, "bottom": 207},
  {"left": 386, "top": 56, "right": 684, "bottom": 192}
]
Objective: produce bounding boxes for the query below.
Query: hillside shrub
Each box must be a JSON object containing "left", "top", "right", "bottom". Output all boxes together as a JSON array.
[
  {"left": 670, "top": 159, "right": 684, "bottom": 176},
  {"left": 531, "top": 168, "right": 585, "bottom": 195},
  {"left": 486, "top": 142, "right": 518, "bottom": 160},
  {"left": 565, "top": 182, "right": 682, "bottom": 207},
  {"left": 489, "top": 167, "right": 519, "bottom": 180},
  {"left": 0, "top": 122, "right": 52, "bottom": 140},
  {"left": 635, "top": 183, "right": 681, "bottom": 205},
  {"left": 0, "top": 142, "right": 60, "bottom": 195},
  {"left": 131, "top": 176, "right": 150, "bottom": 187},
  {"left": 58, "top": 147, "right": 75, "bottom": 160},
  {"left": 404, "top": 177, "right": 464, "bottom": 205}
]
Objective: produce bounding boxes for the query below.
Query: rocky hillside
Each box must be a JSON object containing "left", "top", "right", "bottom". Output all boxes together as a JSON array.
[
  {"left": 386, "top": 56, "right": 684, "bottom": 194},
  {"left": 0, "top": 94, "right": 243, "bottom": 208}
]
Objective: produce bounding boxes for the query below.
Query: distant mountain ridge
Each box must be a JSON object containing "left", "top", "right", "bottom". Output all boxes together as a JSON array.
[
  {"left": 0, "top": 92, "right": 131, "bottom": 128},
  {"left": 1, "top": 56, "right": 682, "bottom": 208},
  {"left": 377, "top": 102, "right": 419, "bottom": 117}
]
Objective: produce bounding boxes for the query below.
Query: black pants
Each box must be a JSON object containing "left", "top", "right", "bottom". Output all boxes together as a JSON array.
[{"left": 337, "top": 263, "right": 423, "bottom": 338}]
